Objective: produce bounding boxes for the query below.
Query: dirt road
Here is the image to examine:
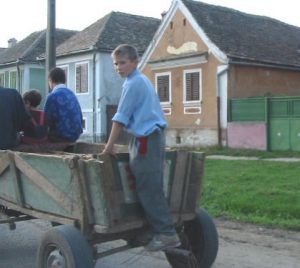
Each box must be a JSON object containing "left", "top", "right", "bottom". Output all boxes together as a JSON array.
[
  {"left": 96, "top": 218, "right": 300, "bottom": 268},
  {"left": 0, "top": 218, "right": 299, "bottom": 268},
  {"left": 212, "top": 218, "right": 300, "bottom": 268}
]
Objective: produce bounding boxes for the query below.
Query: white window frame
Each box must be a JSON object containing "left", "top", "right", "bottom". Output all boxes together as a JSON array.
[
  {"left": 82, "top": 116, "right": 88, "bottom": 133},
  {"left": 0, "top": 72, "right": 5, "bottom": 87},
  {"left": 183, "top": 68, "right": 202, "bottom": 105},
  {"left": 75, "top": 61, "right": 89, "bottom": 95},
  {"left": 155, "top": 72, "right": 172, "bottom": 105},
  {"left": 9, "top": 70, "right": 17, "bottom": 89}
]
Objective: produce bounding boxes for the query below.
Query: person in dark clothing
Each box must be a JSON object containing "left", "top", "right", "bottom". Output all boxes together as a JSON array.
[{"left": 0, "top": 87, "right": 31, "bottom": 150}]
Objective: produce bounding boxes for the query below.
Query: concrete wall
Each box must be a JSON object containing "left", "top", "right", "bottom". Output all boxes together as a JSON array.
[
  {"left": 227, "top": 122, "right": 267, "bottom": 150},
  {"left": 228, "top": 65, "right": 300, "bottom": 98},
  {"left": 166, "top": 128, "right": 218, "bottom": 148}
]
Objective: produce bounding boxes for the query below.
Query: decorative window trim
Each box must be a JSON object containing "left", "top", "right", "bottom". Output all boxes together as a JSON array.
[
  {"left": 162, "top": 107, "right": 172, "bottom": 116},
  {"left": 155, "top": 72, "right": 172, "bottom": 105},
  {"left": 183, "top": 69, "right": 202, "bottom": 114},
  {"left": 183, "top": 68, "right": 202, "bottom": 105},
  {"left": 184, "top": 106, "right": 201, "bottom": 114},
  {"left": 75, "top": 61, "right": 89, "bottom": 95}
]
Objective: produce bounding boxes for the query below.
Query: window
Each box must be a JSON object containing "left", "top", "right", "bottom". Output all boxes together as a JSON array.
[
  {"left": 0, "top": 73, "right": 4, "bottom": 87},
  {"left": 184, "top": 69, "right": 201, "bottom": 103},
  {"left": 9, "top": 71, "right": 17, "bottom": 89},
  {"left": 155, "top": 72, "right": 171, "bottom": 103},
  {"left": 82, "top": 117, "right": 87, "bottom": 132},
  {"left": 75, "top": 62, "right": 88, "bottom": 94}
]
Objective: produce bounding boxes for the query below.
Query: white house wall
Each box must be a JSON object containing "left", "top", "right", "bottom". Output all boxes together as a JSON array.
[
  {"left": 98, "top": 53, "right": 124, "bottom": 140},
  {"left": 56, "top": 52, "right": 124, "bottom": 142},
  {"left": 57, "top": 54, "right": 95, "bottom": 141}
]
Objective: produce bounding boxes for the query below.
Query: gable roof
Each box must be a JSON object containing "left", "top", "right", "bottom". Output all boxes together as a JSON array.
[
  {"left": 55, "top": 11, "right": 161, "bottom": 57},
  {"left": 0, "top": 29, "right": 77, "bottom": 66},
  {"left": 141, "top": 0, "right": 300, "bottom": 70},
  {"left": 182, "top": 0, "right": 300, "bottom": 68}
]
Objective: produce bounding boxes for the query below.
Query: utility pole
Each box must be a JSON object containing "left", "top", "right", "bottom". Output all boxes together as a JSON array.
[{"left": 45, "top": 0, "right": 56, "bottom": 96}]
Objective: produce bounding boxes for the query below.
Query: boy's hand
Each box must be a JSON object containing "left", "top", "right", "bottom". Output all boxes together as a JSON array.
[{"left": 102, "top": 144, "right": 115, "bottom": 155}]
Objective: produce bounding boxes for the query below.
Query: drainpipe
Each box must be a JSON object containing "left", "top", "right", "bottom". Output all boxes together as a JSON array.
[
  {"left": 16, "top": 59, "right": 21, "bottom": 93},
  {"left": 92, "top": 48, "right": 97, "bottom": 143},
  {"left": 217, "top": 65, "right": 229, "bottom": 147},
  {"left": 46, "top": 0, "right": 56, "bottom": 96}
]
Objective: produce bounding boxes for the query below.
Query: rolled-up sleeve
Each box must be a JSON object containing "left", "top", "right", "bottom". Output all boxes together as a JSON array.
[{"left": 112, "top": 81, "right": 141, "bottom": 127}]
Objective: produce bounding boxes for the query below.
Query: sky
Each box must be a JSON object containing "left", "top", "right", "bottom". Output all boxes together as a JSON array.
[{"left": 1, "top": 0, "right": 300, "bottom": 48}]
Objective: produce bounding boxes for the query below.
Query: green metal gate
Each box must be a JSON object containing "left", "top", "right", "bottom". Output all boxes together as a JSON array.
[{"left": 269, "top": 98, "right": 300, "bottom": 151}]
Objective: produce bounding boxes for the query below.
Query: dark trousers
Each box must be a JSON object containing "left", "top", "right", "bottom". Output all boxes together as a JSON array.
[{"left": 129, "top": 129, "right": 175, "bottom": 235}]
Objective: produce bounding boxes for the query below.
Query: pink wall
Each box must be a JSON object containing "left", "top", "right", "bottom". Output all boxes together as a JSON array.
[{"left": 227, "top": 123, "right": 267, "bottom": 150}]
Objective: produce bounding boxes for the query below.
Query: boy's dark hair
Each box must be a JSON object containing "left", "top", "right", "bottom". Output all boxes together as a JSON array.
[
  {"left": 111, "top": 44, "right": 139, "bottom": 61},
  {"left": 23, "top": 89, "right": 42, "bottom": 107},
  {"left": 48, "top": 67, "right": 66, "bottom": 84}
]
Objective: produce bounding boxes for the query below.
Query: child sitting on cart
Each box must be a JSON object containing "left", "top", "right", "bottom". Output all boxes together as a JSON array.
[{"left": 22, "top": 89, "right": 48, "bottom": 144}]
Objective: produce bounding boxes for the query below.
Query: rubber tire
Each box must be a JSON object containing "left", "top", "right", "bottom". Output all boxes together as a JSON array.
[
  {"left": 166, "top": 208, "right": 219, "bottom": 268},
  {"left": 36, "top": 225, "right": 94, "bottom": 268}
]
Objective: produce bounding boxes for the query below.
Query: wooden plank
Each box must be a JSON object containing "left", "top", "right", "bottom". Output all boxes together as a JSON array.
[
  {"left": 0, "top": 155, "right": 10, "bottom": 176},
  {"left": 94, "top": 219, "right": 144, "bottom": 234},
  {"left": 71, "top": 158, "right": 95, "bottom": 234},
  {"left": 181, "top": 152, "right": 193, "bottom": 212},
  {"left": 8, "top": 151, "right": 25, "bottom": 207},
  {"left": 186, "top": 155, "right": 204, "bottom": 210},
  {"left": 0, "top": 198, "right": 77, "bottom": 226},
  {"left": 92, "top": 212, "right": 196, "bottom": 235},
  {"left": 13, "top": 152, "right": 79, "bottom": 216},
  {"left": 169, "top": 151, "right": 189, "bottom": 213},
  {"left": 98, "top": 154, "right": 123, "bottom": 226}
]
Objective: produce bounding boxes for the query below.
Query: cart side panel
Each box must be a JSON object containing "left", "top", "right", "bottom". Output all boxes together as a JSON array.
[
  {"left": 92, "top": 152, "right": 178, "bottom": 229},
  {"left": 93, "top": 153, "right": 144, "bottom": 228},
  {"left": 4, "top": 152, "right": 82, "bottom": 219},
  {"left": 82, "top": 159, "right": 110, "bottom": 226},
  {"left": 0, "top": 151, "right": 17, "bottom": 202},
  {"left": 182, "top": 152, "right": 204, "bottom": 213}
]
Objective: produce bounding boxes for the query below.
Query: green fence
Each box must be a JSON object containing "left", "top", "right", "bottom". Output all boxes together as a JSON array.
[
  {"left": 228, "top": 96, "right": 300, "bottom": 151},
  {"left": 228, "top": 97, "right": 266, "bottom": 122}
]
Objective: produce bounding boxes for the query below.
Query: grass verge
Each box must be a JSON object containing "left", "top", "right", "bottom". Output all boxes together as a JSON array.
[
  {"left": 201, "top": 159, "right": 300, "bottom": 230},
  {"left": 198, "top": 146, "right": 300, "bottom": 158}
]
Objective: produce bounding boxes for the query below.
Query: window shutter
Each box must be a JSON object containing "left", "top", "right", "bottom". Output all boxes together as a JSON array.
[
  {"left": 157, "top": 75, "right": 169, "bottom": 102},
  {"left": 76, "top": 63, "right": 88, "bottom": 93},
  {"left": 185, "top": 72, "right": 199, "bottom": 101}
]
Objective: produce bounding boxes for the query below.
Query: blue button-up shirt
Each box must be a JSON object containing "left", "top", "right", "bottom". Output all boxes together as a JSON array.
[
  {"left": 113, "top": 69, "right": 167, "bottom": 137},
  {"left": 44, "top": 84, "right": 83, "bottom": 142}
]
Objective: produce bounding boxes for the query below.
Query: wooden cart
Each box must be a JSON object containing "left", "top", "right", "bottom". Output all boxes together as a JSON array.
[{"left": 0, "top": 142, "right": 218, "bottom": 268}]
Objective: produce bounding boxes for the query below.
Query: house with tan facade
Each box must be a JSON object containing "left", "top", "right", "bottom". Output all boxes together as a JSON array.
[{"left": 140, "top": 0, "right": 300, "bottom": 150}]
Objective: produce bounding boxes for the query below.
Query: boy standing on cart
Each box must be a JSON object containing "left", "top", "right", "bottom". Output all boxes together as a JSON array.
[{"left": 103, "top": 44, "right": 180, "bottom": 251}]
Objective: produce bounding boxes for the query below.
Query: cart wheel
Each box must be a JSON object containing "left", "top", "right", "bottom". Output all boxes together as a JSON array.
[
  {"left": 36, "top": 225, "right": 94, "bottom": 268},
  {"left": 165, "top": 208, "right": 218, "bottom": 268}
]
